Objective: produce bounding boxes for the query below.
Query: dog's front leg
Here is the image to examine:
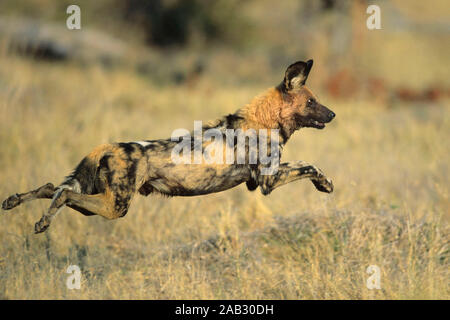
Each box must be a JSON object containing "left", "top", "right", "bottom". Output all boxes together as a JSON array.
[{"left": 257, "top": 161, "right": 333, "bottom": 195}]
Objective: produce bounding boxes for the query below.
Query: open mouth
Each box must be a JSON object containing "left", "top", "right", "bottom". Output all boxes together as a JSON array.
[{"left": 310, "top": 120, "right": 325, "bottom": 129}]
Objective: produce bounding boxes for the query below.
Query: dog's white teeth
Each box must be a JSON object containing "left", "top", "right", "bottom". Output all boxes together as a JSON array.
[{"left": 314, "top": 121, "right": 319, "bottom": 125}]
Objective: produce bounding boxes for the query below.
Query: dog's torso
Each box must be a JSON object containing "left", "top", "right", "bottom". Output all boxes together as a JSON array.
[{"left": 128, "top": 133, "right": 262, "bottom": 197}]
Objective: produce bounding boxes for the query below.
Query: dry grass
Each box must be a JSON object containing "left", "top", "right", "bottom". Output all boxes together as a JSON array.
[{"left": 0, "top": 48, "right": 449, "bottom": 299}]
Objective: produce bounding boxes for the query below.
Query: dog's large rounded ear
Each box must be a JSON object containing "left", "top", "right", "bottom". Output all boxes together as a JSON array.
[{"left": 282, "top": 59, "right": 313, "bottom": 91}]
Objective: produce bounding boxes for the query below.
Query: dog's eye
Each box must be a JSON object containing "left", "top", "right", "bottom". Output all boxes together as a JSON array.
[{"left": 307, "top": 98, "right": 315, "bottom": 106}]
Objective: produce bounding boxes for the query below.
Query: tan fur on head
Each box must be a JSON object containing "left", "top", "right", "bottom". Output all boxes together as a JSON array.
[
  {"left": 236, "top": 59, "right": 335, "bottom": 141},
  {"left": 238, "top": 85, "right": 318, "bottom": 140}
]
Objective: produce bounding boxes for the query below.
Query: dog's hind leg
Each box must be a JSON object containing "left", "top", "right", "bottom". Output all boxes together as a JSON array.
[
  {"left": 33, "top": 185, "right": 73, "bottom": 234},
  {"left": 34, "top": 189, "right": 133, "bottom": 234},
  {"left": 2, "top": 183, "right": 55, "bottom": 210},
  {"left": 258, "top": 161, "right": 334, "bottom": 195},
  {"left": 34, "top": 143, "right": 142, "bottom": 233}
]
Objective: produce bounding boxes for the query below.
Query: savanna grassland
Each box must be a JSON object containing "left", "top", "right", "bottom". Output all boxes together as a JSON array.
[{"left": 0, "top": 0, "right": 449, "bottom": 299}]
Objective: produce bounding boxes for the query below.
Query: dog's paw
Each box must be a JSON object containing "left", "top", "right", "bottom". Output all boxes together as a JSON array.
[
  {"left": 311, "top": 177, "right": 334, "bottom": 193},
  {"left": 34, "top": 216, "right": 50, "bottom": 234},
  {"left": 2, "top": 194, "right": 21, "bottom": 210}
]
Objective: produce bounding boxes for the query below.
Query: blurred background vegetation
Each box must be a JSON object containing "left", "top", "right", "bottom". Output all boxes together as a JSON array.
[
  {"left": 1, "top": 0, "right": 449, "bottom": 92},
  {"left": 0, "top": 0, "right": 448, "bottom": 299}
]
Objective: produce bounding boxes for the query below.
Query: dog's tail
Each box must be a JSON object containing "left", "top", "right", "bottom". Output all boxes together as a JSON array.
[{"left": 61, "top": 144, "right": 116, "bottom": 194}]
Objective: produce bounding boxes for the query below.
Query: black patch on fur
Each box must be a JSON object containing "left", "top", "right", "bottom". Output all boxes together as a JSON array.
[
  {"left": 138, "top": 182, "right": 153, "bottom": 196},
  {"left": 67, "top": 157, "right": 97, "bottom": 194},
  {"left": 299, "top": 166, "right": 317, "bottom": 175},
  {"left": 246, "top": 179, "right": 258, "bottom": 191},
  {"left": 67, "top": 204, "right": 96, "bottom": 216},
  {"left": 127, "top": 158, "right": 138, "bottom": 186},
  {"left": 277, "top": 121, "right": 289, "bottom": 144},
  {"left": 97, "top": 154, "right": 113, "bottom": 193},
  {"left": 276, "top": 81, "right": 288, "bottom": 94},
  {"left": 118, "top": 142, "right": 135, "bottom": 155},
  {"left": 224, "top": 113, "right": 244, "bottom": 128}
]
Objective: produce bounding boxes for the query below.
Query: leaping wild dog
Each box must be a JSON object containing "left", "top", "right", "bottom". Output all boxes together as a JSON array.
[{"left": 2, "top": 59, "right": 335, "bottom": 234}]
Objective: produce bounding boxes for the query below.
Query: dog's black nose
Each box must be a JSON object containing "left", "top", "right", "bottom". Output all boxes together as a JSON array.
[{"left": 328, "top": 112, "right": 335, "bottom": 119}]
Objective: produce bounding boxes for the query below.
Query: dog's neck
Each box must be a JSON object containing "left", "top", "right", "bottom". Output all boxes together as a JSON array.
[{"left": 237, "top": 87, "right": 298, "bottom": 145}]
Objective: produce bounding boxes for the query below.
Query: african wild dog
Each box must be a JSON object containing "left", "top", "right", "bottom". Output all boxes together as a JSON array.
[{"left": 2, "top": 59, "right": 335, "bottom": 233}]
